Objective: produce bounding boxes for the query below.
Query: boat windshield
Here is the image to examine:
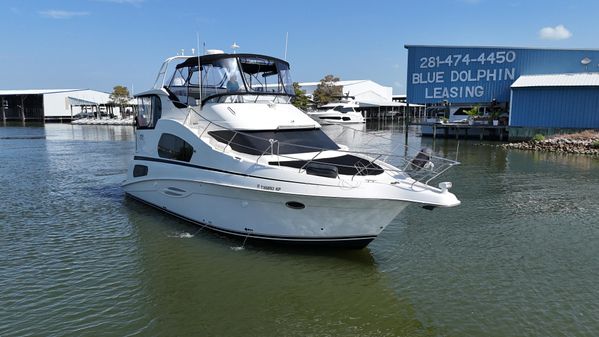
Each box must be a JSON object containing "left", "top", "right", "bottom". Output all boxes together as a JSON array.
[{"left": 165, "top": 54, "right": 294, "bottom": 106}]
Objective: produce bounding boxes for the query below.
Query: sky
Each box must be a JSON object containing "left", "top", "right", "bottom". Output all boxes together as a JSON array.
[{"left": 1, "top": 0, "right": 598, "bottom": 95}]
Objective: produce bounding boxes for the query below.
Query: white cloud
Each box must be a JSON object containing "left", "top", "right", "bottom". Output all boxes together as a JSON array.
[
  {"left": 39, "top": 10, "right": 90, "bottom": 19},
  {"left": 539, "top": 24, "right": 572, "bottom": 40}
]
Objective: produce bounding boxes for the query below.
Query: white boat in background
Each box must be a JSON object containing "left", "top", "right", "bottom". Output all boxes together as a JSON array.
[
  {"left": 121, "top": 51, "right": 460, "bottom": 248},
  {"left": 71, "top": 117, "right": 134, "bottom": 125},
  {"left": 307, "top": 97, "right": 365, "bottom": 124}
]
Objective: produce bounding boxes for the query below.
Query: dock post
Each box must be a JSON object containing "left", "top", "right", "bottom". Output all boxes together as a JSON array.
[
  {"left": 480, "top": 128, "right": 484, "bottom": 141},
  {"left": 20, "top": 96, "right": 25, "bottom": 122},
  {"left": 404, "top": 102, "right": 410, "bottom": 145},
  {"left": 1, "top": 97, "right": 5, "bottom": 121},
  {"left": 433, "top": 124, "right": 437, "bottom": 138}
]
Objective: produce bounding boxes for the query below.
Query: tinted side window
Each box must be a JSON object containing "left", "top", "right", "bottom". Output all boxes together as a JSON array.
[
  {"left": 208, "top": 129, "right": 339, "bottom": 155},
  {"left": 158, "top": 133, "right": 194, "bottom": 162},
  {"left": 136, "top": 95, "right": 162, "bottom": 129},
  {"left": 151, "top": 96, "right": 162, "bottom": 126}
]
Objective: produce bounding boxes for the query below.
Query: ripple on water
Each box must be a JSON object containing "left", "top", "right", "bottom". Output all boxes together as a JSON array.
[{"left": 2, "top": 125, "right": 599, "bottom": 337}]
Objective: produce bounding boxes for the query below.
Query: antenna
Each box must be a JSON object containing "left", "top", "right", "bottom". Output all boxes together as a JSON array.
[
  {"left": 231, "top": 42, "right": 240, "bottom": 54},
  {"left": 284, "top": 32, "right": 289, "bottom": 60},
  {"left": 197, "top": 33, "right": 202, "bottom": 110}
]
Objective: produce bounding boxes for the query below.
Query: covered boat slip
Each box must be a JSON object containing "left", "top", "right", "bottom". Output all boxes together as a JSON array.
[
  {"left": 0, "top": 89, "right": 132, "bottom": 122},
  {"left": 0, "top": 93, "right": 43, "bottom": 121}
]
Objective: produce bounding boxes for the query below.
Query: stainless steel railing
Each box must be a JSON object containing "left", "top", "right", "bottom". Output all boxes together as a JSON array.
[{"left": 184, "top": 106, "right": 459, "bottom": 185}]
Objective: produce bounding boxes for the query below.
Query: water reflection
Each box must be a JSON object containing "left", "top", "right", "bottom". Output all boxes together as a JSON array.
[{"left": 126, "top": 199, "right": 436, "bottom": 336}]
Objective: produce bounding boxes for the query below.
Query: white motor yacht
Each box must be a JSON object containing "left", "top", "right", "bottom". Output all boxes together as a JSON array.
[
  {"left": 307, "top": 97, "right": 365, "bottom": 124},
  {"left": 122, "top": 51, "right": 460, "bottom": 248}
]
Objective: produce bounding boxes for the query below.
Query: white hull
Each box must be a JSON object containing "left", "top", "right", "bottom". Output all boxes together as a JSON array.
[{"left": 124, "top": 177, "right": 408, "bottom": 246}]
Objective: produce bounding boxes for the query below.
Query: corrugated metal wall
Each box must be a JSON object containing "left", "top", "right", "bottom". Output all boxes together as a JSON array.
[
  {"left": 510, "top": 87, "right": 599, "bottom": 128},
  {"left": 406, "top": 46, "right": 599, "bottom": 105}
]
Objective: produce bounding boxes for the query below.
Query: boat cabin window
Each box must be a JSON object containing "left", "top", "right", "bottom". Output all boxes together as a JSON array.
[
  {"left": 208, "top": 129, "right": 339, "bottom": 155},
  {"left": 333, "top": 106, "right": 355, "bottom": 113},
  {"left": 166, "top": 54, "right": 294, "bottom": 105},
  {"left": 201, "top": 58, "right": 240, "bottom": 99},
  {"left": 136, "top": 95, "right": 162, "bottom": 129},
  {"left": 239, "top": 56, "right": 293, "bottom": 95},
  {"left": 157, "top": 133, "right": 194, "bottom": 162}
]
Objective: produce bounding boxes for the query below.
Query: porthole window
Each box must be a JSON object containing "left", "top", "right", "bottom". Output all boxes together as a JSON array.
[{"left": 157, "top": 133, "right": 194, "bottom": 162}]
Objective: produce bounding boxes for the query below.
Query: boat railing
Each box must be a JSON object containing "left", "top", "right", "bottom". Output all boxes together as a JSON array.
[{"left": 184, "top": 107, "right": 459, "bottom": 185}]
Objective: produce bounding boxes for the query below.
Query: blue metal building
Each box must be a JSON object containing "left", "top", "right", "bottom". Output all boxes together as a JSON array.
[
  {"left": 511, "top": 73, "right": 599, "bottom": 129},
  {"left": 405, "top": 45, "right": 599, "bottom": 138}
]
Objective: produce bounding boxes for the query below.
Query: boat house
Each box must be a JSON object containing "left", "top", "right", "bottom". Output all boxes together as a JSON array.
[
  {"left": 0, "top": 89, "right": 128, "bottom": 122},
  {"left": 405, "top": 45, "right": 599, "bottom": 139}
]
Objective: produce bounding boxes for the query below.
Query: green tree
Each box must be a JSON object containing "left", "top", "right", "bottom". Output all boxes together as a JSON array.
[
  {"left": 109, "top": 85, "right": 131, "bottom": 118},
  {"left": 312, "top": 75, "right": 342, "bottom": 105},
  {"left": 109, "top": 85, "right": 131, "bottom": 106},
  {"left": 291, "top": 82, "right": 310, "bottom": 111}
]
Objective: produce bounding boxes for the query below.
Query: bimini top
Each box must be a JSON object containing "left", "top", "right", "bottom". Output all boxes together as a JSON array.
[
  {"left": 153, "top": 53, "right": 294, "bottom": 106},
  {"left": 175, "top": 53, "right": 290, "bottom": 72}
]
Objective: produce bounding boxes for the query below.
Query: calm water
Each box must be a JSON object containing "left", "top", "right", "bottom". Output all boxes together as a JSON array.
[{"left": 1, "top": 122, "right": 598, "bottom": 337}]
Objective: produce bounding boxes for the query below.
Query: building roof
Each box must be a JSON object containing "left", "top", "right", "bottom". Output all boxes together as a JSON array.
[
  {"left": 67, "top": 97, "right": 102, "bottom": 106},
  {"left": 298, "top": 80, "right": 368, "bottom": 87},
  {"left": 404, "top": 44, "right": 599, "bottom": 52},
  {"left": 511, "top": 73, "right": 599, "bottom": 88},
  {"left": 0, "top": 89, "right": 83, "bottom": 95}
]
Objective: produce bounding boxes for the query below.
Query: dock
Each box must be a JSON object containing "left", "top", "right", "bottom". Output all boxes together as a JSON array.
[{"left": 413, "top": 122, "right": 509, "bottom": 141}]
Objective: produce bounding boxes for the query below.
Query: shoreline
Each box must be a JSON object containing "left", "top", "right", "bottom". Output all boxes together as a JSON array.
[{"left": 502, "top": 131, "right": 599, "bottom": 156}]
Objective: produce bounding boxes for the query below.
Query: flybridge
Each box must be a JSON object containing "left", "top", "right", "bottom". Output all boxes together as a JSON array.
[{"left": 153, "top": 53, "right": 295, "bottom": 106}]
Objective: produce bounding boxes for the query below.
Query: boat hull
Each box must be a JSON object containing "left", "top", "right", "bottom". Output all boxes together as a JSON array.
[{"left": 123, "top": 177, "right": 408, "bottom": 247}]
